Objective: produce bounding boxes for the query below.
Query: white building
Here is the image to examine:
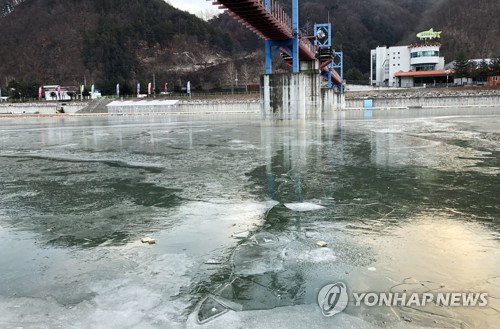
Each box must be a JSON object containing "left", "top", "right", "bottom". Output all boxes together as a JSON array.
[
  {"left": 43, "top": 85, "right": 74, "bottom": 101},
  {"left": 371, "top": 43, "right": 446, "bottom": 87}
]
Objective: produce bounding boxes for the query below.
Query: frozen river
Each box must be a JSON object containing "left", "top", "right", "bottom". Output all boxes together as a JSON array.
[{"left": 0, "top": 108, "right": 499, "bottom": 328}]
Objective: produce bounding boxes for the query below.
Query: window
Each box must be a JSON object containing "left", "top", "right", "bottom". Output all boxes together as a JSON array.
[
  {"left": 413, "top": 64, "right": 436, "bottom": 71},
  {"left": 371, "top": 55, "right": 377, "bottom": 81},
  {"left": 411, "top": 51, "right": 439, "bottom": 58}
]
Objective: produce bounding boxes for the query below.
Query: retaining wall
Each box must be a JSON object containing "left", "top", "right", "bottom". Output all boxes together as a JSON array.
[
  {"left": 346, "top": 95, "right": 500, "bottom": 109},
  {"left": 0, "top": 102, "right": 89, "bottom": 114},
  {"left": 107, "top": 101, "right": 260, "bottom": 114}
]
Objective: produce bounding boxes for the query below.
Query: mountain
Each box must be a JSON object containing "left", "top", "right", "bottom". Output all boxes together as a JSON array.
[
  {"left": 0, "top": 0, "right": 236, "bottom": 95},
  {"left": 1, "top": 0, "right": 498, "bottom": 96},
  {"left": 409, "top": 0, "right": 500, "bottom": 60}
]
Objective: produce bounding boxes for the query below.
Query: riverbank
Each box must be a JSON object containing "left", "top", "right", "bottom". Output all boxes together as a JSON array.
[
  {"left": 0, "top": 102, "right": 91, "bottom": 115},
  {"left": 1, "top": 87, "right": 499, "bottom": 116},
  {"left": 345, "top": 86, "right": 500, "bottom": 109}
]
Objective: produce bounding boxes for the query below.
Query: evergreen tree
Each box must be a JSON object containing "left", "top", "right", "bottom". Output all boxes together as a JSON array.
[
  {"left": 453, "top": 53, "right": 470, "bottom": 85},
  {"left": 477, "top": 59, "right": 490, "bottom": 82},
  {"left": 7, "top": 80, "right": 39, "bottom": 99},
  {"left": 491, "top": 56, "right": 500, "bottom": 76},
  {"left": 468, "top": 60, "right": 480, "bottom": 82}
]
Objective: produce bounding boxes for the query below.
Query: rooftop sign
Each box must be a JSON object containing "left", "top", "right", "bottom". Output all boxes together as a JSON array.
[{"left": 416, "top": 28, "right": 442, "bottom": 41}]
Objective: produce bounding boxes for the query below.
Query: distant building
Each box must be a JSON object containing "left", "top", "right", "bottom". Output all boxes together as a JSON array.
[
  {"left": 370, "top": 42, "right": 447, "bottom": 87},
  {"left": 43, "top": 85, "right": 77, "bottom": 101},
  {"left": 487, "top": 76, "right": 500, "bottom": 87}
]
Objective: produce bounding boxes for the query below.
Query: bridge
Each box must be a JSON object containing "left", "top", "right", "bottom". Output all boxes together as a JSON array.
[
  {"left": 207, "top": 0, "right": 342, "bottom": 85},
  {"left": 210, "top": 0, "right": 344, "bottom": 118}
]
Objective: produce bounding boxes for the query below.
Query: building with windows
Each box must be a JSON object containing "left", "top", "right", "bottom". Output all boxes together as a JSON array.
[
  {"left": 487, "top": 76, "right": 500, "bottom": 87},
  {"left": 370, "top": 42, "right": 447, "bottom": 88}
]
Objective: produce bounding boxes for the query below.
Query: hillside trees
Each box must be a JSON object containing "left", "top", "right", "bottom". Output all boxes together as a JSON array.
[
  {"left": 412, "top": 0, "right": 500, "bottom": 60},
  {"left": 491, "top": 56, "right": 500, "bottom": 76},
  {"left": 7, "top": 80, "right": 40, "bottom": 99},
  {"left": 1, "top": 0, "right": 499, "bottom": 92},
  {"left": 0, "top": 0, "right": 236, "bottom": 93},
  {"left": 453, "top": 53, "right": 470, "bottom": 84},
  {"left": 477, "top": 59, "right": 490, "bottom": 82}
]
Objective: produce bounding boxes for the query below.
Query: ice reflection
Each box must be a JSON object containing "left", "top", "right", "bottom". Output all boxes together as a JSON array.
[
  {"left": 358, "top": 213, "right": 500, "bottom": 328},
  {"left": 198, "top": 112, "right": 499, "bottom": 327}
]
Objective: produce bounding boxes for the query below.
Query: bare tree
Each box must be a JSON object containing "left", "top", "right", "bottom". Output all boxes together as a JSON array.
[
  {"left": 241, "top": 63, "right": 250, "bottom": 91},
  {"left": 223, "top": 62, "right": 237, "bottom": 93}
]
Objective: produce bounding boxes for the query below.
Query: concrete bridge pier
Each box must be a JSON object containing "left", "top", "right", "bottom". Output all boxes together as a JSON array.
[
  {"left": 321, "top": 88, "right": 345, "bottom": 113},
  {"left": 260, "top": 61, "right": 343, "bottom": 120}
]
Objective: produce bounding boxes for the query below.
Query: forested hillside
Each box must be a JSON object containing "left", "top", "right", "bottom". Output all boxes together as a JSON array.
[
  {"left": 1, "top": 0, "right": 498, "bottom": 97},
  {"left": 0, "top": 0, "right": 236, "bottom": 95},
  {"left": 410, "top": 0, "right": 500, "bottom": 60}
]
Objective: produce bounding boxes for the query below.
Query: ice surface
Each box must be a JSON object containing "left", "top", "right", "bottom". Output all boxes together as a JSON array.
[
  {"left": 0, "top": 112, "right": 499, "bottom": 328},
  {"left": 197, "top": 297, "right": 229, "bottom": 324},
  {"left": 232, "top": 231, "right": 250, "bottom": 239},
  {"left": 0, "top": 246, "right": 194, "bottom": 329},
  {"left": 187, "top": 303, "right": 434, "bottom": 329},
  {"left": 232, "top": 243, "right": 284, "bottom": 275},
  {"left": 284, "top": 202, "right": 325, "bottom": 212},
  {"left": 232, "top": 232, "right": 284, "bottom": 275},
  {"left": 297, "top": 247, "right": 337, "bottom": 263}
]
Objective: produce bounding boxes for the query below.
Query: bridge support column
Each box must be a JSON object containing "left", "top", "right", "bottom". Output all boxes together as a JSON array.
[
  {"left": 321, "top": 88, "right": 345, "bottom": 112},
  {"left": 261, "top": 60, "right": 343, "bottom": 119}
]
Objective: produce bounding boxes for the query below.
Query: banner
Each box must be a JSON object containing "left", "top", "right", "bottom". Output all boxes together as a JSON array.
[
  {"left": 81, "top": 85, "right": 84, "bottom": 93},
  {"left": 148, "top": 82, "right": 152, "bottom": 95},
  {"left": 187, "top": 81, "right": 191, "bottom": 95},
  {"left": 91, "top": 84, "right": 95, "bottom": 94},
  {"left": 164, "top": 82, "right": 168, "bottom": 93},
  {"left": 38, "top": 86, "right": 42, "bottom": 99},
  {"left": 116, "top": 83, "right": 120, "bottom": 96}
]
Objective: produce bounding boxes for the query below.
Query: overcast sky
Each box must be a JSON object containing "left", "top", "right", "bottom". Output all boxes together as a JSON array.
[{"left": 168, "top": 0, "right": 219, "bottom": 17}]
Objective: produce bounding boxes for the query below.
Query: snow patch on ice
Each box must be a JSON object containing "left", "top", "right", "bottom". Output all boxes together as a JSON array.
[
  {"left": 284, "top": 202, "right": 325, "bottom": 212},
  {"left": 297, "top": 247, "right": 337, "bottom": 263}
]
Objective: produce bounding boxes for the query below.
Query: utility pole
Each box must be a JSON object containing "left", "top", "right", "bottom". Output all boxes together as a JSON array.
[{"left": 153, "top": 73, "right": 156, "bottom": 95}]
